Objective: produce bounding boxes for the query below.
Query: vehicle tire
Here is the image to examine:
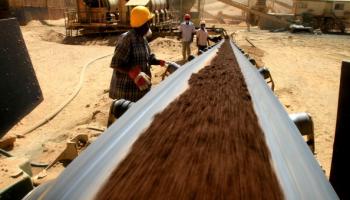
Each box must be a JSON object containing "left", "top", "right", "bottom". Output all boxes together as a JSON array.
[{"left": 321, "top": 18, "right": 335, "bottom": 33}]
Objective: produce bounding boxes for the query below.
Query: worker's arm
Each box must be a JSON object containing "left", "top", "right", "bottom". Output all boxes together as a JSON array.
[
  {"left": 110, "top": 33, "right": 132, "bottom": 73},
  {"left": 191, "top": 24, "right": 196, "bottom": 42},
  {"left": 149, "top": 54, "right": 165, "bottom": 66},
  {"left": 178, "top": 32, "right": 182, "bottom": 40},
  {"left": 178, "top": 24, "right": 182, "bottom": 40},
  {"left": 196, "top": 30, "right": 199, "bottom": 46},
  {"left": 206, "top": 32, "right": 210, "bottom": 46}
]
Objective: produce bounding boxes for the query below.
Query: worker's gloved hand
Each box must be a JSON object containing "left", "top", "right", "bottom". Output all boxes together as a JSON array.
[
  {"left": 134, "top": 72, "right": 151, "bottom": 91},
  {"left": 149, "top": 54, "right": 165, "bottom": 66},
  {"left": 128, "top": 66, "right": 151, "bottom": 91},
  {"left": 159, "top": 60, "right": 166, "bottom": 66}
]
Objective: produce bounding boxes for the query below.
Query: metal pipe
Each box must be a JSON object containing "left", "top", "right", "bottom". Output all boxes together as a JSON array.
[{"left": 330, "top": 60, "right": 350, "bottom": 199}]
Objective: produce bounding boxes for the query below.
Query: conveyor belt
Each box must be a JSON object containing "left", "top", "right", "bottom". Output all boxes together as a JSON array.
[{"left": 24, "top": 40, "right": 338, "bottom": 200}]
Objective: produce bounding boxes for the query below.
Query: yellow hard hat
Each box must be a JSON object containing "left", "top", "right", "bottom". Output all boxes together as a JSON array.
[{"left": 130, "top": 6, "right": 154, "bottom": 28}]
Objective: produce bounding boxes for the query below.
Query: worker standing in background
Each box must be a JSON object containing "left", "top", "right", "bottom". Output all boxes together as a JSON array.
[
  {"left": 178, "top": 14, "right": 195, "bottom": 61},
  {"left": 196, "top": 20, "right": 209, "bottom": 54},
  {"left": 109, "top": 6, "right": 165, "bottom": 102}
]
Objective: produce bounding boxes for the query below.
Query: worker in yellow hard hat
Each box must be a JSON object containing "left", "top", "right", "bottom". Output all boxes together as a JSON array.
[{"left": 109, "top": 6, "right": 167, "bottom": 102}]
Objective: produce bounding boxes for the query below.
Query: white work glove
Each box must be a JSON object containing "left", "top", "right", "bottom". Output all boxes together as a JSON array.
[
  {"left": 128, "top": 66, "right": 151, "bottom": 91},
  {"left": 134, "top": 72, "right": 151, "bottom": 91}
]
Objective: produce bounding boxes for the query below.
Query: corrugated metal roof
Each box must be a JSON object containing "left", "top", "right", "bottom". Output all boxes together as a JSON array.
[{"left": 125, "top": 0, "right": 150, "bottom": 6}]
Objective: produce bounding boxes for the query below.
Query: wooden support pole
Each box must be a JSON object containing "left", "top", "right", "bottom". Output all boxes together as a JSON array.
[{"left": 330, "top": 60, "right": 350, "bottom": 199}]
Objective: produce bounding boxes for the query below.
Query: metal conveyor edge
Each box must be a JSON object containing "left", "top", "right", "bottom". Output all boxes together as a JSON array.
[
  {"left": 24, "top": 40, "right": 224, "bottom": 200},
  {"left": 230, "top": 40, "right": 338, "bottom": 200}
]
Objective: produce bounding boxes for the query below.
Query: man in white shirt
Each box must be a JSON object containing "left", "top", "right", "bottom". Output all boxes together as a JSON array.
[
  {"left": 196, "top": 20, "right": 209, "bottom": 54},
  {"left": 178, "top": 14, "right": 195, "bottom": 61}
]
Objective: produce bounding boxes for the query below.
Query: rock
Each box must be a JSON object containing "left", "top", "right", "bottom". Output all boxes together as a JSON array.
[
  {"left": 103, "top": 89, "right": 109, "bottom": 94},
  {"left": 37, "top": 170, "right": 48, "bottom": 179},
  {"left": 0, "top": 135, "right": 16, "bottom": 150},
  {"left": 10, "top": 169, "right": 23, "bottom": 178}
]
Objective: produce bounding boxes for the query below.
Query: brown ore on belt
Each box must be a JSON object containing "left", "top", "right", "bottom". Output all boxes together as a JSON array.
[{"left": 96, "top": 40, "right": 284, "bottom": 200}]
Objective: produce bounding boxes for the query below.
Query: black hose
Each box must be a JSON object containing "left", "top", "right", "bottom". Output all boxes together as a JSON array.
[
  {"left": 0, "top": 148, "right": 49, "bottom": 168},
  {"left": 18, "top": 53, "right": 113, "bottom": 136},
  {"left": 30, "top": 162, "right": 49, "bottom": 168},
  {"left": 0, "top": 148, "right": 12, "bottom": 157}
]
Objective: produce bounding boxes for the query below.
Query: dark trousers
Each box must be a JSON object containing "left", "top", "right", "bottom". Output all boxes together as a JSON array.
[{"left": 197, "top": 45, "right": 207, "bottom": 54}]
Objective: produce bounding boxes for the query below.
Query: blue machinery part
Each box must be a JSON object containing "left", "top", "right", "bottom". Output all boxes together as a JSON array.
[{"left": 24, "top": 40, "right": 338, "bottom": 200}]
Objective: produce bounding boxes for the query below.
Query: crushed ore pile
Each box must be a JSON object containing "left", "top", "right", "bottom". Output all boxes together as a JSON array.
[{"left": 96, "top": 40, "right": 284, "bottom": 200}]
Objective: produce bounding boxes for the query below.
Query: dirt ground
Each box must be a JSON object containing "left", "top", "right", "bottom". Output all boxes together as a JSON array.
[{"left": 1, "top": 19, "right": 349, "bottom": 190}]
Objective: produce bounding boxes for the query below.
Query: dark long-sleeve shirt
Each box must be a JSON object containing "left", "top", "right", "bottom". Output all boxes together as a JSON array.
[{"left": 109, "top": 29, "right": 151, "bottom": 102}]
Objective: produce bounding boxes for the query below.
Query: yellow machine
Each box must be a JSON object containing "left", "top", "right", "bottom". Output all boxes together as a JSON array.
[{"left": 64, "top": 0, "right": 204, "bottom": 36}]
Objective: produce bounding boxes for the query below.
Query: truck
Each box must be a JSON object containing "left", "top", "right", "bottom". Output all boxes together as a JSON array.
[{"left": 295, "top": 0, "right": 350, "bottom": 32}]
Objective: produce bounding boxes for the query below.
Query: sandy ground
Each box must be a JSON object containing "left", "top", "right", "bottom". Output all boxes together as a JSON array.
[{"left": 1, "top": 19, "right": 349, "bottom": 189}]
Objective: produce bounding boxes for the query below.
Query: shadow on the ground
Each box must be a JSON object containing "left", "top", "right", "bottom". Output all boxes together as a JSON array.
[
  {"left": 39, "top": 19, "right": 64, "bottom": 27},
  {"left": 62, "top": 35, "right": 120, "bottom": 46},
  {"left": 61, "top": 33, "right": 169, "bottom": 46}
]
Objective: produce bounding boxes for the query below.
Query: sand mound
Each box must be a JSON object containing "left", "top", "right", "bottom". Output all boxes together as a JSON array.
[
  {"left": 149, "top": 37, "right": 180, "bottom": 49},
  {"left": 41, "top": 29, "right": 65, "bottom": 43}
]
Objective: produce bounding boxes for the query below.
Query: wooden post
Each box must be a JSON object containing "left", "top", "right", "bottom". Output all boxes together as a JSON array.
[
  {"left": 119, "top": 0, "right": 127, "bottom": 25},
  {"left": 329, "top": 60, "right": 350, "bottom": 199},
  {"left": 247, "top": 0, "right": 251, "bottom": 31},
  {"left": 246, "top": 12, "right": 250, "bottom": 32}
]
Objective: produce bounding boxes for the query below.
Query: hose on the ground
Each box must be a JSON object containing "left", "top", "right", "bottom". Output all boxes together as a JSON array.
[
  {"left": 0, "top": 148, "right": 49, "bottom": 167},
  {"left": 18, "top": 53, "right": 113, "bottom": 136},
  {"left": 0, "top": 148, "right": 12, "bottom": 157}
]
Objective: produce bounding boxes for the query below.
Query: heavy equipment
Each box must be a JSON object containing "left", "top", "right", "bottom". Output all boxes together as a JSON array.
[
  {"left": 21, "top": 38, "right": 338, "bottom": 199},
  {"left": 63, "top": 0, "right": 204, "bottom": 35},
  {"left": 294, "top": 0, "right": 350, "bottom": 33},
  {"left": 207, "top": 0, "right": 350, "bottom": 33}
]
